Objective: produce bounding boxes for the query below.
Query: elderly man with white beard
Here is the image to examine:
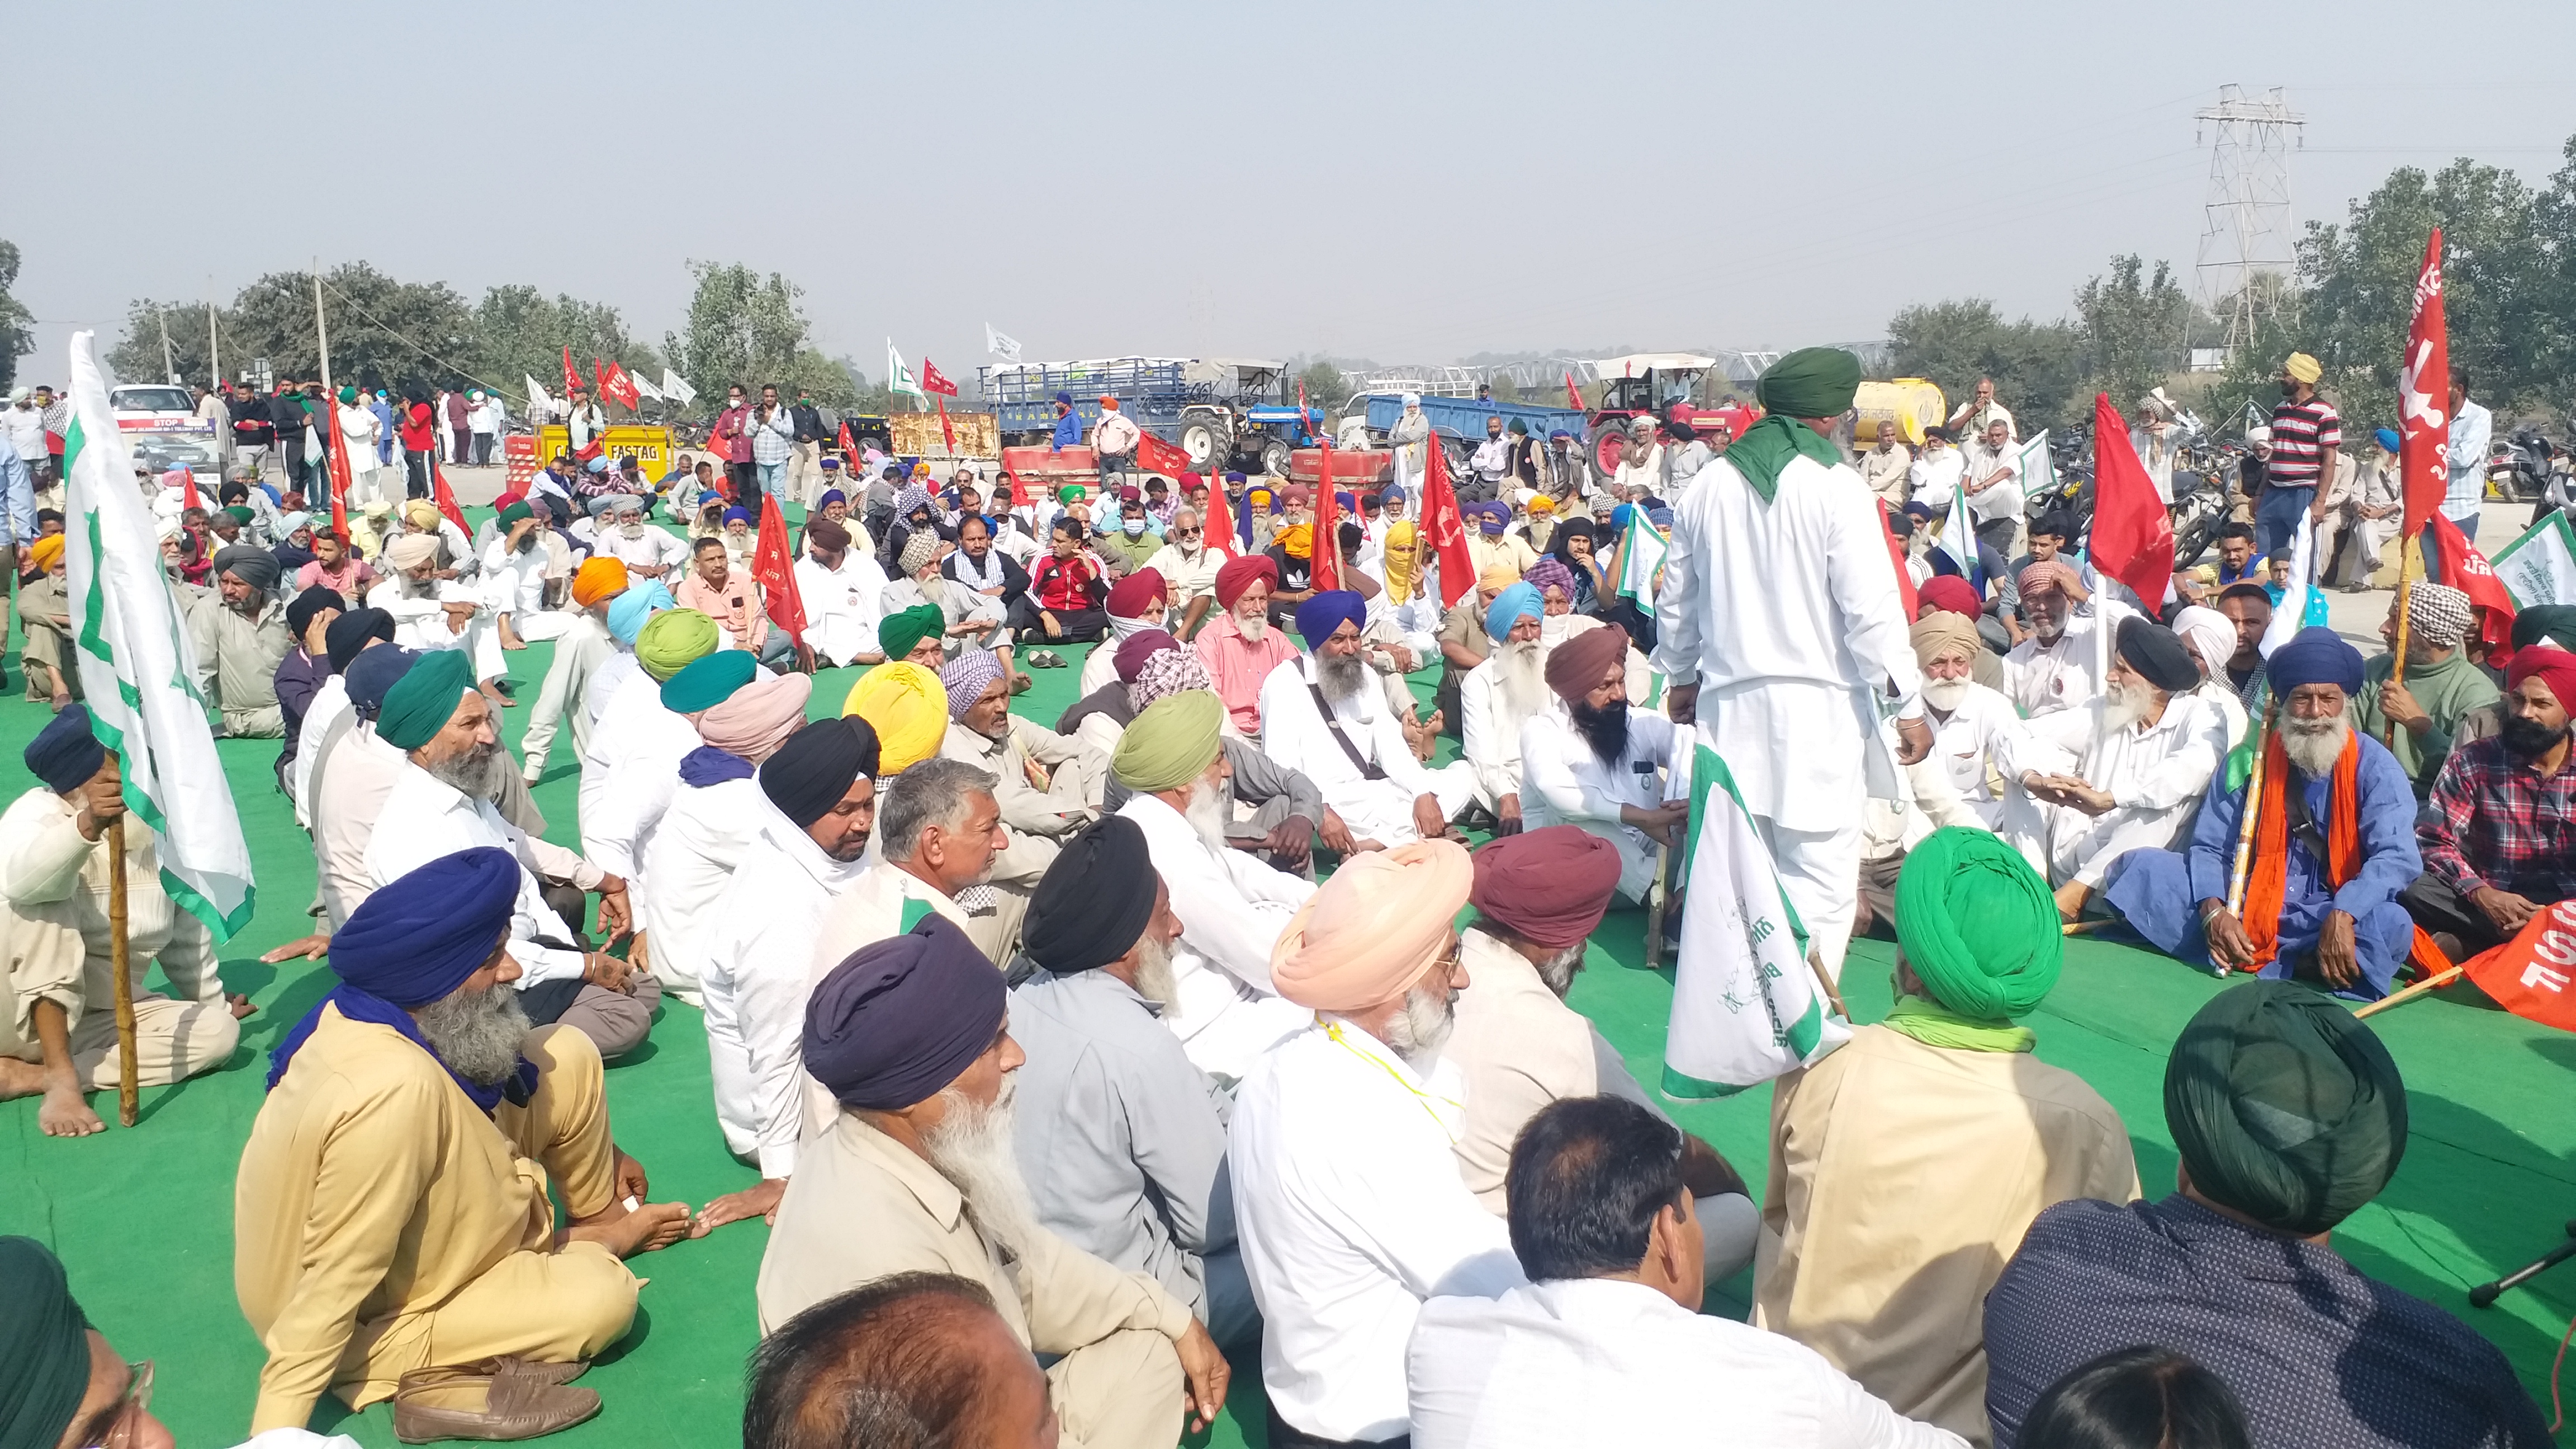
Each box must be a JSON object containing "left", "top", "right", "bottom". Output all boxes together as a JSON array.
[
  {"left": 1196, "top": 555, "right": 1302, "bottom": 741},
  {"left": 2000, "top": 617, "right": 2231, "bottom": 921},
  {"left": 1111, "top": 691, "right": 1316, "bottom": 1081},
  {"left": 1461, "top": 582, "right": 1552, "bottom": 834},
  {"left": 757, "top": 914, "right": 1230, "bottom": 1449},
  {"left": 1518, "top": 625, "right": 1687, "bottom": 905},
  {"left": 691, "top": 718, "right": 881, "bottom": 1234},
  {"left": 1854, "top": 614, "right": 2024, "bottom": 937},
  {"left": 1231, "top": 840, "right": 1528, "bottom": 1448},
  {"left": 938, "top": 648, "right": 1106, "bottom": 959},
  {"left": 2001, "top": 562, "right": 2127, "bottom": 718},
  {"left": 370, "top": 531, "right": 507, "bottom": 705},
  {"left": 2105, "top": 628, "right": 2427, "bottom": 1000},
  {"left": 592, "top": 494, "right": 689, "bottom": 581},
  {"left": 1261, "top": 591, "right": 1478, "bottom": 848},
  {"left": 481, "top": 500, "right": 576, "bottom": 650},
  {"left": 358, "top": 649, "right": 657, "bottom": 1060},
  {"left": 1010, "top": 816, "right": 1258, "bottom": 1350}
]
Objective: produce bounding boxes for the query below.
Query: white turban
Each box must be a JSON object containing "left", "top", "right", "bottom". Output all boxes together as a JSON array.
[
  {"left": 1400, "top": 392, "right": 1422, "bottom": 408},
  {"left": 2172, "top": 605, "right": 2237, "bottom": 682}
]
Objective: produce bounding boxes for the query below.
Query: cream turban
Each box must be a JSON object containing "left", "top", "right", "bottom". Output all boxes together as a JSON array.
[
  {"left": 383, "top": 534, "right": 439, "bottom": 570},
  {"left": 1909, "top": 612, "right": 1982, "bottom": 669},
  {"left": 1271, "top": 840, "right": 1471, "bottom": 1012},
  {"left": 2171, "top": 605, "right": 2237, "bottom": 681}
]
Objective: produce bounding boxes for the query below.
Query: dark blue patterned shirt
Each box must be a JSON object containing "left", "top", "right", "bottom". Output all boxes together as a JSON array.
[{"left": 1983, "top": 1194, "right": 2550, "bottom": 1449}]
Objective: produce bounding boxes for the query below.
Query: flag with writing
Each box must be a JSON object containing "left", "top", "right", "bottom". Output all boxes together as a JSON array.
[
  {"left": 887, "top": 340, "right": 925, "bottom": 402},
  {"left": 598, "top": 359, "right": 641, "bottom": 411},
  {"left": 2426, "top": 509, "right": 2517, "bottom": 661},
  {"left": 60, "top": 332, "right": 255, "bottom": 939},
  {"left": 919, "top": 357, "right": 959, "bottom": 397},
  {"left": 2399, "top": 229, "right": 2451, "bottom": 538},
  {"left": 837, "top": 419, "right": 861, "bottom": 472},
  {"left": 1662, "top": 746, "right": 1848, "bottom": 1097},
  {"left": 751, "top": 496, "right": 807, "bottom": 646},
  {"left": 985, "top": 323, "right": 1022, "bottom": 362},
  {"left": 429, "top": 454, "right": 470, "bottom": 537},
  {"left": 1134, "top": 429, "right": 1193, "bottom": 482},
  {"left": 1420, "top": 430, "right": 1476, "bottom": 606},
  {"left": 658, "top": 368, "right": 696, "bottom": 406},
  {"left": 1311, "top": 441, "right": 1342, "bottom": 592},
  {"left": 2089, "top": 393, "right": 2175, "bottom": 610},
  {"left": 562, "top": 346, "right": 584, "bottom": 397},
  {"left": 2452, "top": 899, "right": 2576, "bottom": 1035}
]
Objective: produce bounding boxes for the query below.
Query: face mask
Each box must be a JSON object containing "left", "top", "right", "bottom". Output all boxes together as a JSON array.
[
  {"left": 1123, "top": 519, "right": 1145, "bottom": 537},
  {"left": 1540, "top": 613, "right": 1573, "bottom": 645}
]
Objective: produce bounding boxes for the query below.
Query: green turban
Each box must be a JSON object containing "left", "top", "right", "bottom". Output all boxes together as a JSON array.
[
  {"left": 1894, "top": 827, "right": 2061, "bottom": 1019},
  {"left": 2165, "top": 980, "right": 2407, "bottom": 1236},
  {"left": 2512, "top": 603, "right": 2576, "bottom": 652},
  {"left": 878, "top": 604, "right": 946, "bottom": 661},
  {"left": 1754, "top": 347, "right": 1863, "bottom": 419},
  {"left": 659, "top": 649, "right": 757, "bottom": 715},
  {"left": 636, "top": 608, "right": 719, "bottom": 682},
  {"left": 222, "top": 505, "right": 255, "bottom": 527},
  {"left": 0, "top": 1236, "right": 92, "bottom": 1449},
  {"left": 495, "top": 500, "right": 534, "bottom": 529},
  {"left": 374, "top": 647, "right": 476, "bottom": 751},
  {"left": 338, "top": 385, "right": 357, "bottom": 405},
  {"left": 1114, "top": 691, "right": 1224, "bottom": 793},
  {"left": 1058, "top": 484, "right": 1086, "bottom": 504}
]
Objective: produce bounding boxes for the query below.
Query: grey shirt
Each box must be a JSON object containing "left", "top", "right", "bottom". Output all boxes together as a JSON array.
[
  {"left": 1008, "top": 969, "right": 1234, "bottom": 1317},
  {"left": 1102, "top": 736, "right": 1324, "bottom": 846}
]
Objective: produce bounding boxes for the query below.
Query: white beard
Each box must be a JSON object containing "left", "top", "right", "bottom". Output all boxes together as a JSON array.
[
  {"left": 1379, "top": 981, "right": 1457, "bottom": 1068},
  {"left": 1531, "top": 941, "right": 1584, "bottom": 998},
  {"left": 1234, "top": 610, "right": 1268, "bottom": 643},
  {"left": 922, "top": 1081, "right": 1039, "bottom": 1253},
  {"left": 1183, "top": 775, "right": 1232, "bottom": 853},
  {"left": 1131, "top": 933, "right": 1178, "bottom": 1008},
  {"left": 2103, "top": 678, "right": 2161, "bottom": 733},
  {"left": 1922, "top": 676, "right": 1971, "bottom": 712},
  {"left": 2281, "top": 715, "right": 2352, "bottom": 778},
  {"left": 1495, "top": 640, "right": 1551, "bottom": 731}
]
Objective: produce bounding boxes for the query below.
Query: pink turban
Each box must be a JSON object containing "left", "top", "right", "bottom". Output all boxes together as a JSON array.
[
  {"left": 1271, "top": 840, "right": 1471, "bottom": 1012},
  {"left": 696, "top": 672, "right": 815, "bottom": 762}
]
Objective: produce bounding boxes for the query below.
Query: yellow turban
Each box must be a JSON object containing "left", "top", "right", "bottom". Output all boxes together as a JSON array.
[
  {"left": 1477, "top": 560, "right": 1520, "bottom": 595},
  {"left": 636, "top": 609, "right": 719, "bottom": 682},
  {"left": 1527, "top": 495, "right": 1555, "bottom": 515},
  {"left": 1383, "top": 520, "right": 1420, "bottom": 600},
  {"left": 571, "top": 556, "right": 629, "bottom": 608},
  {"left": 1909, "top": 612, "right": 1982, "bottom": 669},
  {"left": 402, "top": 500, "right": 441, "bottom": 532},
  {"left": 1271, "top": 840, "right": 1472, "bottom": 1012},
  {"left": 2283, "top": 352, "right": 2322, "bottom": 385},
  {"left": 26, "top": 534, "right": 64, "bottom": 574},
  {"left": 842, "top": 662, "right": 949, "bottom": 774},
  {"left": 1275, "top": 523, "right": 1313, "bottom": 560},
  {"left": 1112, "top": 692, "right": 1224, "bottom": 793}
]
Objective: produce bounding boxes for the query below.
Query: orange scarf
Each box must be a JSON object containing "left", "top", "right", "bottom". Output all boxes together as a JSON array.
[{"left": 2241, "top": 730, "right": 2450, "bottom": 978}]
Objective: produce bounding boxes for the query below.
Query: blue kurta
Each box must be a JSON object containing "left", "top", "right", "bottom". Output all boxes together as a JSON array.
[{"left": 2104, "top": 731, "right": 2421, "bottom": 999}]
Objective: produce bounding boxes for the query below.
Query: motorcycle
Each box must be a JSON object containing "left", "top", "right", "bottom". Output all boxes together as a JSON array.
[{"left": 2024, "top": 423, "right": 2231, "bottom": 570}]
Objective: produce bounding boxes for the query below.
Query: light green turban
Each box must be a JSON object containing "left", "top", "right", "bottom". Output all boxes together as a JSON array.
[
  {"left": 1113, "top": 692, "right": 1224, "bottom": 793},
  {"left": 373, "top": 648, "right": 476, "bottom": 751},
  {"left": 2165, "top": 979, "right": 2407, "bottom": 1236},
  {"left": 1893, "top": 827, "right": 2061, "bottom": 1020},
  {"left": 636, "top": 608, "right": 718, "bottom": 683},
  {"left": 1754, "top": 347, "right": 1863, "bottom": 419},
  {"left": 878, "top": 604, "right": 946, "bottom": 661}
]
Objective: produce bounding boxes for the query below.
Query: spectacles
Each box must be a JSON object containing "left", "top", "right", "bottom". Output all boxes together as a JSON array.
[
  {"left": 1173, "top": 527, "right": 1201, "bottom": 538},
  {"left": 78, "top": 1360, "right": 153, "bottom": 1449}
]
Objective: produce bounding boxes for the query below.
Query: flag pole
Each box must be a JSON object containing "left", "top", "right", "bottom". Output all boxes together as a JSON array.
[
  {"left": 2383, "top": 536, "right": 2422, "bottom": 747},
  {"left": 107, "top": 815, "right": 138, "bottom": 1126},
  {"left": 2224, "top": 694, "right": 2280, "bottom": 924},
  {"left": 312, "top": 262, "right": 331, "bottom": 397},
  {"left": 2353, "top": 964, "right": 2463, "bottom": 1019}
]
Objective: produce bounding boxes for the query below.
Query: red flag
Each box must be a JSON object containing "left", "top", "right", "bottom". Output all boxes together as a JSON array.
[
  {"left": 319, "top": 393, "right": 354, "bottom": 542},
  {"left": 1564, "top": 371, "right": 1583, "bottom": 410},
  {"left": 837, "top": 419, "right": 860, "bottom": 472},
  {"left": 919, "top": 357, "right": 959, "bottom": 397},
  {"left": 936, "top": 396, "right": 956, "bottom": 454},
  {"left": 1420, "top": 433, "right": 1475, "bottom": 607},
  {"left": 428, "top": 454, "right": 470, "bottom": 537},
  {"left": 2452, "top": 898, "right": 2576, "bottom": 1034},
  {"left": 1877, "top": 499, "right": 1917, "bottom": 621},
  {"left": 1202, "top": 471, "right": 1238, "bottom": 557},
  {"left": 177, "top": 466, "right": 202, "bottom": 513},
  {"left": 2399, "top": 229, "right": 2451, "bottom": 538},
  {"left": 1134, "top": 430, "right": 1192, "bottom": 481},
  {"left": 562, "top": 347, "right": 584, "bottom": 398},
  {"left": 599, "top": 359, "right": 641, "bottom": 412},
  {"left": 751, "top": 495, "right": 807, "bottom": 645},
  {"left": 2087, "top": 392, "right": 2175, "bottom": 609},
  {"left": 2425, "top": 509, "right": 2517, "bottom": 661},
  {"left": 1311, "top": 441, "right": 1342, "bottom": 592}
]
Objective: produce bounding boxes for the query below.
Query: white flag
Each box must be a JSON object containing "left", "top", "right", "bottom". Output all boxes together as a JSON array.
[
  {"left": 2257, "top": 505, "right": 2328, "bottom": 656},
  {"left": 985, "top": 323, "right": 1022, "bottom": 363},
  {"left": 2017, "top": 428, "right": 2056, "bottom": 512},
  {"left": 628, "top": 369, "right": 664, "bottom": 402},
  {"left": 62, "top": 333, "right": 256, "bottom": 939},
  {"left": 524, "top": 373, "right": 552, "bottom": 422},
  {"left": 1617, "top": 513, "right": 1667, "bottom": 605},
  {"left": 1660, "top": 745, "right": 1849, "bottom": 1097},
  {"left": 887, "top": 339, "right": 926, "bottom": 401},
  {"left": 659, "top": 368, "right": 697, "bottom": 406}
]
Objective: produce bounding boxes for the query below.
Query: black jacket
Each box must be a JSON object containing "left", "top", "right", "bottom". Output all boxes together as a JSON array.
[{"left": 791, "top": 404, "right": 829, "bottom": 444}]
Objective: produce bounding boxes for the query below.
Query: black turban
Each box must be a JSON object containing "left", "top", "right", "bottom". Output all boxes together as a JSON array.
[
  {"left": 760, "top": 717, "right": 881, "bottom": 827},
  {"left": 2165, "top": 980, "right": 2407, "bottom": 1236},
  {"left": 211, "top": 542, "right": 281, "bottom": 589},
  {"left": 324, "top": 607, "right": 396, "bottom": 673},
  {"left": 0, "top": 1235, "right": 92, "bottom": 1449},
  {"left": 23, "top": 705, "right": 105, "bottom": 795},
  {"left": 284, "top": 584, "right": 344, "bottom": 642},
  {"left": 1024, "top": 816, "right": 1158, "bottom": 974},
  {"left": 804, "top": 915, "right": 1005, "bottom": 1111},
  {"left": 2115, "top": 616, "right": 2200, "bottom": 694}
]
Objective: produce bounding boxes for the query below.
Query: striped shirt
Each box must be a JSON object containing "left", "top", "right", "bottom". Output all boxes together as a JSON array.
[{"left": 2266, "top": 396, "right": 2341, "bottom": 487}]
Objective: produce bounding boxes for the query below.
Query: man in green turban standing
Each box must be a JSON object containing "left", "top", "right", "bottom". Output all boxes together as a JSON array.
[
  {"left": 1756, "top": 828, "right": 2138, "bottom": 1445},
  {"left": 1650, "top": 346, "right": 1932, "bottom": 986},
  {"left": 1985, "top": 979, "right": 2550, "bottom": 1447}
]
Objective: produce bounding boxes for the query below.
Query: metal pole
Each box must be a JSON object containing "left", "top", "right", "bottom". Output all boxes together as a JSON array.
[
  {"left": 158, "top": 309, "right": 176, "bottom": 385},
  {"left": 312, "top": 263, "right": 332, "bottom": 395},
  {"left": 207, "top": 283, "right": 220, "bottom": 391},
  {"left": 107, "top": 815, "right": 137, "bottom": 1126}
]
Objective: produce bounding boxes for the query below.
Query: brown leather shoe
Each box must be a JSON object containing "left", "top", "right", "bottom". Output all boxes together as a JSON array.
[
  {"left": 467, "top": 1357, "right": 589, "bottom": 1386},
  {"left": 392, "top": 1365, "right": 601, "bottom": 1442}
]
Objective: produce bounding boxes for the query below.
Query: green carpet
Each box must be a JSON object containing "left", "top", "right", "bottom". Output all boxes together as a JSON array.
[{"left": 4, "top": 591, "right": 2572, "bottom": 1446}]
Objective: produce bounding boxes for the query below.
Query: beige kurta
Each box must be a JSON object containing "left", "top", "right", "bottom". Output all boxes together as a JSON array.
[
  {"left": 235, "top": 1013, "right": 635, "bottom": 1432},
  {"left": 1755, "top": 1025, "right": 2138, "bottom": 1446},
  {"left": 186, "top": 591, "right": 293, "bottom": 737},
  {"left": 17, "top": 573, "right": 78, "bottom": 701},
  {"left": 757, "top": 1110, "right": 1190, "bottom": 1449},
  {"left": 0, "top": 789, "right": 236, "bottom": 1088}
]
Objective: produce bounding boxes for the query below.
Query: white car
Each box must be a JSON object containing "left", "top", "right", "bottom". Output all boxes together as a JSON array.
[{"left": 110, "top": 384, "right": 225, "bottom": 480}]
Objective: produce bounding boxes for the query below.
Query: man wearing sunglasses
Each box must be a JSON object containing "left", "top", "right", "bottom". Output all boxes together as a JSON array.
[
  {"left": 1, "top": 1235, "right": 172, "bottom": 1449},
  {"left": 1145, "top": 505, "right": 1224, "bottom": 641}
]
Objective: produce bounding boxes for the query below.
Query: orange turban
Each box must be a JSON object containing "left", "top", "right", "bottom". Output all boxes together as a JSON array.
[
  {"left": 570, "top": 556, "right": 629, "bottom": 608},
  {"left": 1271, "top": 840, "right": 1471, "bottom": 1012}
]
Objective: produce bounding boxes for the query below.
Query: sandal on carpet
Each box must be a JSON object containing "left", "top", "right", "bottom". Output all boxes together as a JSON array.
[{"left": 392, "top": 1363, "right": 600, "bottom": 1443}]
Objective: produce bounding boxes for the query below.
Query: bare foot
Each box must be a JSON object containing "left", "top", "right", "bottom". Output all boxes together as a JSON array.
[
  {"left": 49, "top": 693, "right": 70, "bottom": 711},
  {"left": 566, "top": 1201, "right": 692, "bottom": 1258},
  {"left": 692, "top": 1179, "right": 786, "bottom": 1235},
  {"left": 41, "top": 1082, "right": 106, "bottom": 1137}
]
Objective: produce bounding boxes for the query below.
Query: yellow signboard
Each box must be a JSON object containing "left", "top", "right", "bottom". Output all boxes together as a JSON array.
[{"left": 534, "top": 425, "right": 679, "bottom": 469}]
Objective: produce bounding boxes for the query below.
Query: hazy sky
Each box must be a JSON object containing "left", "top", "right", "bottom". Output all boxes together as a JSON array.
[{"left": 12, "top": 0, "right": 2574, "bottom": 387}]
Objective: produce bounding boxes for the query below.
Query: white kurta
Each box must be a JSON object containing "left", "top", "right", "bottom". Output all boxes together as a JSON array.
[
  {"left": 1517, "top": 705, "right": 1682, "bottom": 902},
  {"left": 795, "top": 552, "right": 890, "bottom": 668},
  {"left": 289, "top": 676, "right": 352, "bottom": 826},
  {"left": 637, "top": 774, "right": 764, "bottom": 1001},
  {"left": 1116, "top": 793, "right": 1314, "bottom": 1080},
  {"left": 1258, "top": 655, "right": 1476, "bottom": 845},
  {"left": 1458, "top": 651, "right": 1550, "bottom": 813},
  {"left": 1999, "top": 692, "right": 2229, "bottom": 888},
  {"left": 578, "top": 674, "right": 698, "bottom": 882},
  {"left": 2002, "top": 618, "right": 2109, "bottom": 719},
  {"left": 366, "top": 577, "right": 503, "bottom": 684},
  {"left": 1924, "top": 683, "right": 2026, "bottom": 830},
  {"left": 362, "top": 761, "right": 599, "bottom": 986}
]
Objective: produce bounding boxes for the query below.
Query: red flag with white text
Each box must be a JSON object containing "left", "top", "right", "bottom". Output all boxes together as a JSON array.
[
  {"left": 1134, "top": 430, "right": 1192, "bottom": 481},
  {"left": 1311, "top": 441, "right": 1342, "bottom": 593},
  {"left": 2425, "top": 509, "right": 2517, "bottom": 662},
  {"left": 919, "top": 358, "right": 959, "bottom": 397},
  {"left": 2087, "top": 392, "right": 2175, "bottom": 609},
  {"left": 598, "top": 359, "right": 641, "bottom": 412},
  {"left": 1420, "top": 434, "right": 1475, "bottom": 607},
  {"left": 2399, "top": 229, "right": 2451, "bottom": 539},
  {"left": 2455, "top": 898, "right": 2576, "bottom": 1035},
  {"left": 562, "top": 347, "right": 584, "bottom": 399},
  {"left": 751, "top": 494, "right": 807, "bottom": 645}
]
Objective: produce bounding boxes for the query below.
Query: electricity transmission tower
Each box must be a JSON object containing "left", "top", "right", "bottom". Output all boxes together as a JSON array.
[{"left": 2193, "top": 85, "right": 2304, "bottom": 357}]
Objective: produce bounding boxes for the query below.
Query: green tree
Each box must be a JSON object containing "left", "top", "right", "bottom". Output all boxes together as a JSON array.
[
  {"left": 1295, "top": 358, "right": 1346, "bottom": 415},
  {"left": 1886, "top": 299, "right": 2086, "bottom": 433},
  {"left": 2074, "top": 255, "right": 2189, "bottom": 412},
  {"left": 469, "top": 285, "right": 662, "bottom": 418},
  {"left": 106, "top": 297, "right": 230, "bottom": 387},
  {"left": 187, "top": 264, "right": 474, "bottom": 399},
  {"left": 0, "top": 240, "right": 33, "bottom": 392},
  {"left": 662, "top": 263, "right": 855, "bottom": 419}
]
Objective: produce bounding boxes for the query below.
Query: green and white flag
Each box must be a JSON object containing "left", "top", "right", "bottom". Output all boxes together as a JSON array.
[
  {"left": 2018, "top": 428, "right": 2055, "bottom": 510},
  {"left": 62, "top": 332, "right": 256, "bottom": 939},
  {"left": 1661, "top": 746, "right": 1848, "bottom": 1098},
  {"left": 887, "top": 339, "right": 925, "bottom": 402},
  {"left": 1617, "top": 513, "right": 1667, "bottom": 603}
]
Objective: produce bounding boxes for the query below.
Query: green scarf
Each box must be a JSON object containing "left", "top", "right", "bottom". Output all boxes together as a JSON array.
[
  {"left": 1879, "top": 995, "right": 2034, "bottom": 1053},
  {"left": 1723, "top": 414, "right": 1840, "bottom": 503}
]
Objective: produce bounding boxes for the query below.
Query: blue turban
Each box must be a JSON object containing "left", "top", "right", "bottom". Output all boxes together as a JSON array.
[
  {"left": 1485, "top": 581, "right": 1543, "bottom": 641},
  {"left": 817, "top": 487, "right": 846, "bottom": 508},
  {"left": 723, "top": 506, "right": 752, "bottom": 527},
  {"left": 1294, "top": 590, "right": 1368, "bottom": 645},
  {"left": 607, "top": 580, "right": 674, "bottom": 645},
  {"left": 2265, "top": 626, "right": 2365, "bottom": 695},
  {"left": 1475, "top": 501, "right": 1508, "bottom": 534},
  {"left": 661, "top": 649, "right": 760, "bottom": 714},
  {"left": 344, "top": 646, "right": 419, "bottom": 721},
  {"left": 23, "top": 705, "right": 105, "bottom": 795},
  {"left": 1382, "top": 482, "right": 1407, "bottom": 506},
  {"left": 1609, "top": 504, "right": 1634, "bottom": 533},
  {"left": 1645, "top": 505, "right": 1673, "bottom": 529},
  {"left": 2374, "top": 427, "right": 2400, "bottom": 453},
  {"left": 804, "top": 915, "right": 1006, "bottom": 1111},
  {"left": 266, "top": 846, "right": 534, "bottom": 1110},
  {"left": 1548, "top": 429, "right": 1572, "bottom": 441},
  {"left": 1054, "top": 390, "right": 1074, "bottom": 406},
  {"left": 1334, "top": 490, "right": 1356, "bottom": 512},
  {"left": 1224, "top": 471, "right": 1247, "bottom": 485},
  {"left": 585, "top": 455, "right": 611, "bottom": 473}
]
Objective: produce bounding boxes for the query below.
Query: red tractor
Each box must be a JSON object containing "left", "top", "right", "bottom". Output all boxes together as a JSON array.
[{"left": 1583, "top": 353, "right": 1755, "bottom": 485}]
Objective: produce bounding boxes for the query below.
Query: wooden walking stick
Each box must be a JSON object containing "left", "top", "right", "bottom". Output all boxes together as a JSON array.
[
  {"left": 2353, "top": 964, "right": 2464, "bottom": 1019},
  {"left": 106, "top": 815, "right": 138, "bottom": 1126}
]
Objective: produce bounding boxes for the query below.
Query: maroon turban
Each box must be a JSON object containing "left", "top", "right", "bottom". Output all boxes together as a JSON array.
[
  {"left": 2508, "top": 645, "right": 2576, "bottom": 713},
  {"left": 1471, "top": 826, "right": 1623, "bottom": 949},
  {"left": 1917, "top": 575, "right": 1981, "bottom": 619},
  {"left": 1107, "top": 567, "right": 1167, "bottom": 619},
  {"left": 1544, "top": 624, "right": 1629, "bottom": 704},
  {"left": 1214, "top": 554, "right": 1278, "bottom": 608},
  {"left": 1113, "top": 628, "right": 1180, "bottom": 683}
]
